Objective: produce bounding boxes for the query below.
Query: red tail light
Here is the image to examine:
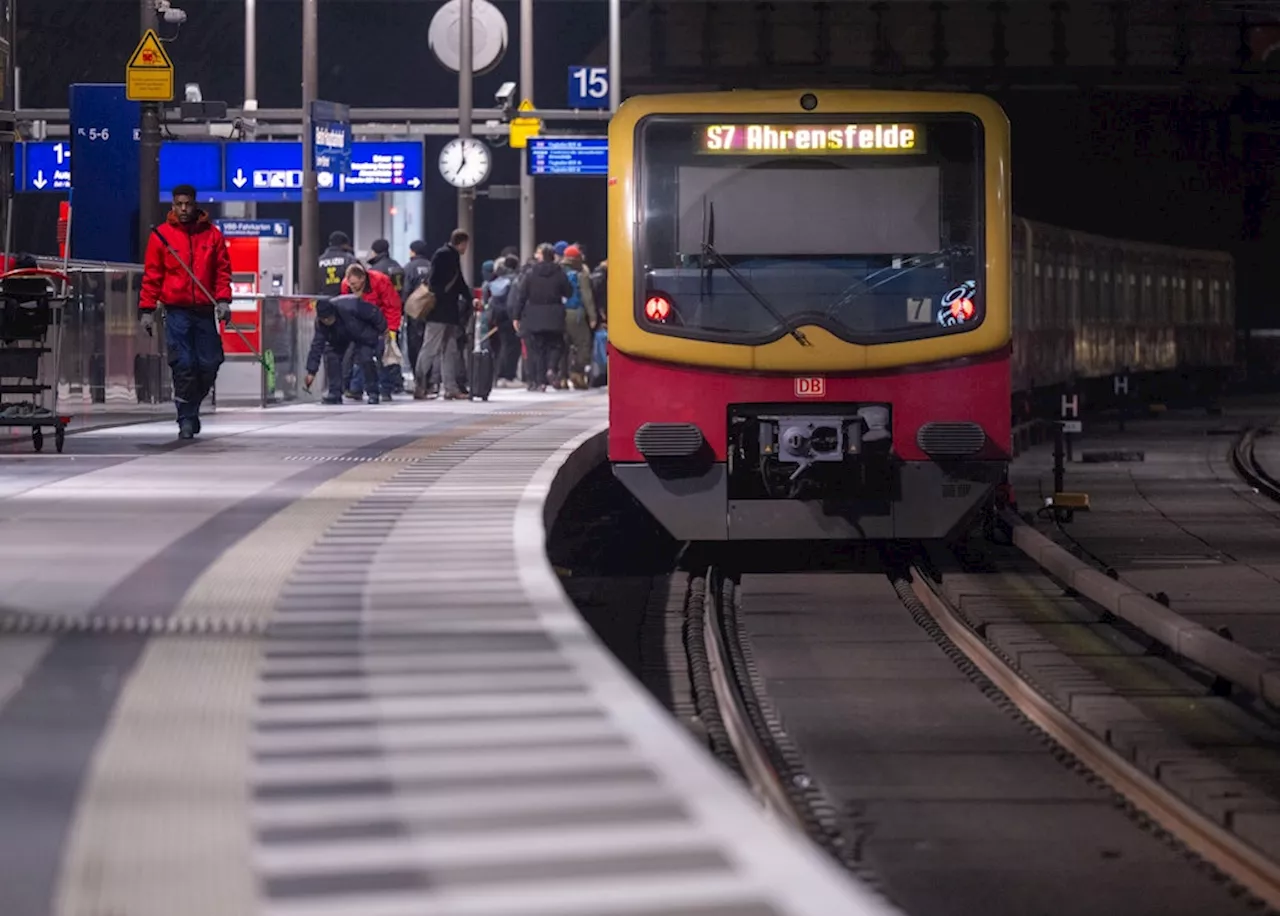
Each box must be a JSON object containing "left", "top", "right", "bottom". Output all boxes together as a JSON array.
[
  {"left": 949, "top": 297, "right": 975, "bottom": 321},
  {"left": 644, "top": 294, "right": 672, "bottom": 322}
]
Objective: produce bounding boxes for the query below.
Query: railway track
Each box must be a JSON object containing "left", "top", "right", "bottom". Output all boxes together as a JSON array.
[
  {"left": 1234, "top": 426, "right": 1280, "bottom": 503},
  {"left": 550, "top": 465, "right": 1280, "bottom": 914},
  {"left": 689, "top": 549, "right": 1280, "bottom": 916}
]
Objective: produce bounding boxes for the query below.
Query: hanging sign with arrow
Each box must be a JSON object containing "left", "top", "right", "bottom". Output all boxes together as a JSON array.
[{"left": 19, "top": 142, "right": 72, "bottom": 192}]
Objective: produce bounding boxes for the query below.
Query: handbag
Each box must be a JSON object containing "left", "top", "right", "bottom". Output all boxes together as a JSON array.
[
  {"left": 404, "top": 282, "right": 435, "bottom": 321},
  {"left": 382, "top": 331, "right": 404, "bottom": 367}
]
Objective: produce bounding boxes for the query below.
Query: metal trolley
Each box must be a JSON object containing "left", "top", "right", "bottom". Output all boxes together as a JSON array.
[{"left": 0, "top": 268, "right": 71, "bottom": 452}]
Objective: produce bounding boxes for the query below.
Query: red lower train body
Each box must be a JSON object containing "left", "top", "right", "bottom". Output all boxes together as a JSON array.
[{"left": 609, "top": 347, "right": 1011, "bottom": 541}]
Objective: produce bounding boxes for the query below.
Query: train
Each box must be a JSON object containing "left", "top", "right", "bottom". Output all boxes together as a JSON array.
[{"left": 605, "top": 89, "right": 1237, "bottom": 543}]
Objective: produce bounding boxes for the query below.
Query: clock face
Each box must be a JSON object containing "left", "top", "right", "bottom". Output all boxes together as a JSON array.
[{"left": 439, "top": 137, "right": 492, "bottom": 188}]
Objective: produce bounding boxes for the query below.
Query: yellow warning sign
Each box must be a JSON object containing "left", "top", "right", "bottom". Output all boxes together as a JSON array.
[
  {"left": 509, "top": 99, "right": 541, "bottom": 150},
  {"left": 126, "top": 29, "right": 174, "bottom": 102}
]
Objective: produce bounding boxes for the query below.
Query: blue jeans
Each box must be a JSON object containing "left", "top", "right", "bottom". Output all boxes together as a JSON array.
[{"left": 165, "top": 307, "right": 224, "bottom": 421}]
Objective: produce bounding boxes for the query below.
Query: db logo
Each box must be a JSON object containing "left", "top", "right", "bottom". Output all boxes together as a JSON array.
[{"left": 794, "top": 377, "right": 826, "bottom": 398}]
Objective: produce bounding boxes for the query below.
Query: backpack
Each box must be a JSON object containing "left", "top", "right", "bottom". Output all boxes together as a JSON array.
[
  {"left": 488, "top": 276, "right": 513, "bottom": 321},
  {"left": 564, "top": 269, "right": 584, "bottom": 310}
]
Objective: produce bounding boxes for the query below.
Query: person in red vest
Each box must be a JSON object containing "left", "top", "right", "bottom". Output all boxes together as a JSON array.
[
  {"left": 138, "top": 184, "right": 232, "bottom": 439},
  {"left": 340, "top": 263, "right": 400, "bottom": 401}
]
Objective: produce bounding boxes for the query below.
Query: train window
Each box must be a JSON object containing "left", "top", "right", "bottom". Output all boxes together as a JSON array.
[{"left": 634, "top": 113, "right": 985, "bottom": 344}]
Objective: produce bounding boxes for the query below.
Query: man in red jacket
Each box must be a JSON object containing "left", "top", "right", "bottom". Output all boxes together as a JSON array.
[
  {"left": 138, "top": 184, "right": 233, "bottom": 439},
  {"left": 340, "top": 262, "right": 400, "bottom": 401}
]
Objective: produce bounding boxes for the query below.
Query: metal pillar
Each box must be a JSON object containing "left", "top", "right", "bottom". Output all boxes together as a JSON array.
[
  {"left": 243, "top": 0, "right": 258, "bottom": 218},
  {"left": 300, "top": 0, "right": 318, "bottom": 292},
  {"left": 458, "top": 0, "right": 475, "bottom": 287},
  {"left": 138, "top": 0, "right": 161, "bottom": 259},
  {"left": 519, "top": 0, "right": 535, "bottom": 262},
  {"left": 609, "top": 0, "right": 621, "bottom": 112}
]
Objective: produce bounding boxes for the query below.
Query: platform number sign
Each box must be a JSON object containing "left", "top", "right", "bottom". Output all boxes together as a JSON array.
[{"left": 568, "top": 66, "right": 609, "bottom": 109}]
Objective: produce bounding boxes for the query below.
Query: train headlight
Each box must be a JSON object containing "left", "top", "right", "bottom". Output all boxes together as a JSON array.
[{"left": 644, "top": 293, "right": 673, "bottom": 323}]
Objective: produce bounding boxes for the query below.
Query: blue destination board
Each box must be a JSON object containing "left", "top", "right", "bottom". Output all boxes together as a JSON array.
[
  {"left": 20, "top": 142, "right": 73, "bottom": 192},
  {"left": 15, "top": 140, "right": 424, "bottom": 198},
  {"left": 527, "top": 137, "right": 608, "bottom": 176}
]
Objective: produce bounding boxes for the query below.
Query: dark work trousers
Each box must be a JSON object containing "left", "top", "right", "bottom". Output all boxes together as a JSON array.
[
  {"left": 494, "top": 320, "right": 520, "bottom": 381},
  {"left": 164, "top": 306, "right": 224, "bottom": 422},
  {"left": 346, "top": 336, "right": 395, "bottom": 396},
  {"left": 526, "top": 330, "right": 563, "bottom": 390},
  {"left": 406, "top": 317, "right": 426, "bottom": 376},
  {"left": 325, "top": 342, "right": 377, "bottom": 400}
]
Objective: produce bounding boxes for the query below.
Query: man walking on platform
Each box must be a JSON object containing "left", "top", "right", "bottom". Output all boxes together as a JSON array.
[{"left": 138, "top": 183, "right": 232, "bottom": 440}]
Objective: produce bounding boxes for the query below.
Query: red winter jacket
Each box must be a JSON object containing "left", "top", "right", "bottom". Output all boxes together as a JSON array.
[
  {"left": 139, "top": 210, "right": 233, "bottom": 311},
  {"left": 341, "top": 268, "right": 401, "bottom": 332}
]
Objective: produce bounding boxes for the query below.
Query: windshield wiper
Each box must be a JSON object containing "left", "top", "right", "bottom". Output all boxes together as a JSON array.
[
  {"left": 825, "top": 245, "right": 973, "bottom": 316},
  {"left": 701, "top": 199, "right": 810, "bottom": 346}
]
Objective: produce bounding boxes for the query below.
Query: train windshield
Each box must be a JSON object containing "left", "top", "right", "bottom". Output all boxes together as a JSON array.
[{"left": 636, "top": 115, "right": 984, "bottom": 344}]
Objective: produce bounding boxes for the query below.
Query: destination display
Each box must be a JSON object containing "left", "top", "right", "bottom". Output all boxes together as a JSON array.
[
  {"left": 699, "top": 123, "right": 924, "bottom": 155},
  {"left": 527, "top": 137, "right": 608, "bottom": 176}
]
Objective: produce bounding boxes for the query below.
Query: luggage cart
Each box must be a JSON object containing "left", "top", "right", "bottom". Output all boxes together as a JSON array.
[{"left": 0, "top": 268, "right": 71, "bottom": 453}]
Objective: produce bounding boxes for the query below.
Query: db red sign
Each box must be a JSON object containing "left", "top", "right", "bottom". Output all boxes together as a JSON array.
[{"left": 795, "top": 377, "right": 826, "bottom": 398}]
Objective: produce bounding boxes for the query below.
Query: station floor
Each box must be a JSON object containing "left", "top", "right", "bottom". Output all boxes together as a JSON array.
[{"left": 0, "top": 390, "right": 886, "bottom": 916}]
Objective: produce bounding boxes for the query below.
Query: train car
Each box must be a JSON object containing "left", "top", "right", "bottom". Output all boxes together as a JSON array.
[
  {"left": 607, "top": 89, "right": 1012, "bottom": 541},
  {"left": 1010, "top": 219, "right": 1234, "bottom": 394}
]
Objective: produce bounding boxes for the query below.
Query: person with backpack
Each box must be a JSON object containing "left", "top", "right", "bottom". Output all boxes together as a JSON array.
[
  {"left": 559, "top": 245, "right": 597, "bottom": 390},
  {"left": 485, "top": 256, "right": 521, "bottom": 387}
]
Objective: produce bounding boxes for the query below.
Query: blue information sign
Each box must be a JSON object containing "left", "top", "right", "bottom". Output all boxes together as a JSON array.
[
  {"left": 69, "top": 84, "right": 140, "bottom": 263},
  {"left": 159, "top": 142, "right": 222, "bottom": 194},
  {"left": 20, "top": 142, "right": 73, "bottom": 192},
  {"left": 225, "top": 141, "right": 424, "bottom": 195},
  {"left": 311, "top": 99, "right": 351, "bottom": 173},
  {"left": 527, "top": 137, "right": 608, "bottom": 176},
  {"left": 215, "top": 219, "right": 290, "bottom": 239},
  {"left": 345, "top": 142, "right": 424, "bottom": 190},
  {"left": 567, "top": 66, "right": 610, "bottom": 109}
]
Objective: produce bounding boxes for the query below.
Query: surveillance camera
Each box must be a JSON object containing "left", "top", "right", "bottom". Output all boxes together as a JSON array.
[
  {"left": 155, "top": 1, "right": 186, "bottom": 23},
  {"left": 495, "top": 81, "right": 516, "bottom": 106}
]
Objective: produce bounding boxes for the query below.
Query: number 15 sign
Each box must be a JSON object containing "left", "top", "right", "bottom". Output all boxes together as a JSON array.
[{"left": 568, "top": 66, "right": 610, "bottom": 109}]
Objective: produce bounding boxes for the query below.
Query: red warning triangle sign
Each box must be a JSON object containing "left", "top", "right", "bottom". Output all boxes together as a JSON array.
[{"left": 128, "top": 30, "right": 173, "bottom": 70}]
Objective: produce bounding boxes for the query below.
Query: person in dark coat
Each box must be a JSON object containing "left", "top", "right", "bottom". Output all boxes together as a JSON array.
[
  {"left": 511, "top": 243, "right": 572, "bottom": 391},
  {"left": 414, "top": 228, "right": 470, "bottom": 400},
  {"left": 317, "top": 231, "right": 356, "bottom": 296},
  {"left": 367, "top": 239, "right": 404, "bottom": 296},
  {"left": 401, "top": 240, "right": 432, "bottom": 382},
  {"left": 304, "top": 295, "right": 387, "bottom": 405}
]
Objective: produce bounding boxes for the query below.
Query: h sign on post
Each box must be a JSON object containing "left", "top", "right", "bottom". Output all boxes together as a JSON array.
[
  {"left": 1114, "top": 375, "right": 1129, "bottom": 395},
  {"left": 568, "top": 67, "right": 609, "bottom": 109},
  {"left": 1060, "top": 394, "right": 1079, "bottom": 419}
]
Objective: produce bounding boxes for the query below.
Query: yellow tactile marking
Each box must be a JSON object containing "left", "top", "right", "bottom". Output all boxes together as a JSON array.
[{"left": 51, "top": 416, "right": 519, "bottom": 916}]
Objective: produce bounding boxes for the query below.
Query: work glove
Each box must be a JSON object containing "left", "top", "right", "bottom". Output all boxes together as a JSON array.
[
  {"left": 139, "top": 312, "right": 155, "bottom": 337},
  {"left": 215, "top": 300, "right": 232, "bottom": 323}
]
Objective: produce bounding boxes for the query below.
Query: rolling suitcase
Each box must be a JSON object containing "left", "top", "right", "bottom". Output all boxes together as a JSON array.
[{"left": 468, "top": 347, "right": 494, "bottom": 401}]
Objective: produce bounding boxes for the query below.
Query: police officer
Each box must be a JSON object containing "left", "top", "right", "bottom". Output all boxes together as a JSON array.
[
  {"left": 368, "top": 239, "right": 404, "bottom": 296},
  {"left": 318, "top": 231, "right": 356, "bottom": 296},
  {"left": 304, "top": 295, "right": 387, "bottom": 405}
]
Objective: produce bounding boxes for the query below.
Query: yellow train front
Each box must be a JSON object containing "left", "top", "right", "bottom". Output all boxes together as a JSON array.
[{"left": 607, "top": 89, "right": 1012, "bottom": 541}]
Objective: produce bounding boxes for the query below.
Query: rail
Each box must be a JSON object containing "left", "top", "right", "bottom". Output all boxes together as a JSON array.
[{"left": 908, "top": 563, "right": 1280, "bottom": 910}]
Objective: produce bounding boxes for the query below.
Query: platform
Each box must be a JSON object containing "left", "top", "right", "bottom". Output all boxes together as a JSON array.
[
  {"left": 0, "top": 389, "right": 888, "bottom": 916},
  {"left": 1010, "top": 405, "right": 1280, "bottom": 663}
]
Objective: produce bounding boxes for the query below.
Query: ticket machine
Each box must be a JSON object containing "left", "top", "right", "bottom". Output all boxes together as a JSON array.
[{"left": 214, "top": 219, "right": 295, "bottom": 403}]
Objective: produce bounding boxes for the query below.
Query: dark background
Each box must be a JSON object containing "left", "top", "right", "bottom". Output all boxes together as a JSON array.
[{"left": 11, "top": 0, "right": 1277, "bottom": 325}]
